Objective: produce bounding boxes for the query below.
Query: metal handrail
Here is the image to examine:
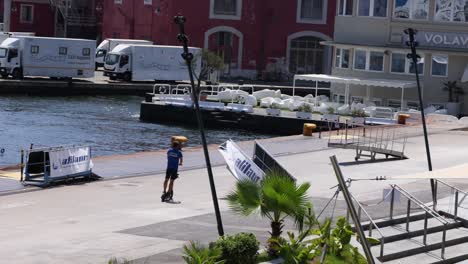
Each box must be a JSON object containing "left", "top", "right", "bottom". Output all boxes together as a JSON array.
[
  {"left": 392, "top": 184, "right": 449, "bottom": 225},
  {"left": 435, "top": 179, "right": 468, "bottom": 196},
  {"left": 349, "top": 193, "right": 386, "bottom": 257},
  {"left": 434, "top": 179, "right": 468, "bottom": 217}
]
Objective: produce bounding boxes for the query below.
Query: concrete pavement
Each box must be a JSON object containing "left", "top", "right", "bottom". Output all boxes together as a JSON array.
[{"left": 1, "top": 122, "right": 468, "bottom": 263}]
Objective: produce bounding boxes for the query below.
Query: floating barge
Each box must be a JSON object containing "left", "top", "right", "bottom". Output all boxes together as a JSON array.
[{"left": 140, "top": 101, "right": 332, "bottom": 135}]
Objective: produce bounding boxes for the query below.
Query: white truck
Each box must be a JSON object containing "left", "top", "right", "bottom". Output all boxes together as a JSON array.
[
  {"left": 0, "top": 32, "right": 35, "bottom": 45},
  {"left": 0, "top": 36, "right": 96, "bottom": 79},
  {"left": 95, "top": 39, "right": 153, "bottom": 69},
  {"left": 103, "top": 44, "right": 201, "bottom": 82}
]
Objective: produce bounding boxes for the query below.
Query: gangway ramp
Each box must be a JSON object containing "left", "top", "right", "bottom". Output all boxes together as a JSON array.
[{"left": 327, "top": 121, "right": 408, "bottom": 161}]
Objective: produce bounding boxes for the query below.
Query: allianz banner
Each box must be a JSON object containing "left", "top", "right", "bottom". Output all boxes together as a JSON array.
[
  {"left": 49, "top": 146, "right": 93, "bottom": 178},
  {"left": 219, "top": 140, "right": 264, "bottom": 183}
]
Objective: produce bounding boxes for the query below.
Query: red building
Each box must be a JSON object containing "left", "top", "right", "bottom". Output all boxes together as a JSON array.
[
  {"left": 102, "top": 0, "right": 335, "bottom": 79},
  {"left": 0, "top": 0, "right": 55, "bottom": 36},
  {"left": 1, "top": 0, "right": 98, "bottom": 39}
]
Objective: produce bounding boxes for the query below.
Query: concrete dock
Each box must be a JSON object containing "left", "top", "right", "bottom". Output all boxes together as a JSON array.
[
  {"left": 0, "top": 72, "right": 325, "bottom": 96},
  {"left": 1, "top": 120, "right": 468, "bottom": 263}
]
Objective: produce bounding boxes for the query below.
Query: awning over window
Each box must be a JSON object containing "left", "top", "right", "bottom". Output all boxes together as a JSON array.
[{"left": 294, "top": 74, "right": 417, "bottom": 89}]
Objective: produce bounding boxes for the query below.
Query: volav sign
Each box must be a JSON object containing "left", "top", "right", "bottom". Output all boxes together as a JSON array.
[{"left": 413, "top": 31, "right": 468, "bottom": 49}]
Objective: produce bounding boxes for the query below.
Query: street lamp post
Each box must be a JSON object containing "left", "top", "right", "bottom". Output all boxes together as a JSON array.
[
  {"left": 405, "top": 28, "right": 435, "bottom": 207},
  {"left": 174, "top": 15, "right": 225, "bottom": 237}
]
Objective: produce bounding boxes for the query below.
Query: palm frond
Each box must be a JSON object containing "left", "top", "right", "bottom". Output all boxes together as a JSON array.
[{"left": 226, "top": 179, "right": 261, "bottom": 216}]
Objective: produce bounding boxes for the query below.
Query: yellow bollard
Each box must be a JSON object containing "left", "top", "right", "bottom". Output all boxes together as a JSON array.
[
  {"left": 303, "top": 123, "right": 316, "bottom": 136},
  {"left": 397, "top": 114, "right": 411, "bottom": 125}
]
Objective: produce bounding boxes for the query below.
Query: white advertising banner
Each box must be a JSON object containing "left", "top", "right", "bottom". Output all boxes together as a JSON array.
[
  {"left": 219, "top": 140, "right": 264, "bottom": 183},
  {"left": 49, "top": 147, "right": 92, "bottom": 178}
]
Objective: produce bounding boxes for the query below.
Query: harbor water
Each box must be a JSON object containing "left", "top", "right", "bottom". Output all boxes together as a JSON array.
[{"left": 0, "top": 95, "right": 269, "bottom": 166}]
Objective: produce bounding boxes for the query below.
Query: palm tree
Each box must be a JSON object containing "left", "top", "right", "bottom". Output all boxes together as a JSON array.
[{"left": 226, "top": 171, "right": 311, "bottom": 256}]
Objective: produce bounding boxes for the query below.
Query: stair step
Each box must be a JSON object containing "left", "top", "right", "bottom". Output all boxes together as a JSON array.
[
  {"left": 431, "top": 253, "right": 468, "bottom": 264},
  {"left": 357, "top": 213, "right": 431, "bottom": 231},
  {"left": 378, "top": 235, "right": 468, "bottom": 262},
  {"left": 374, "top": 222, "right": 463, "bottom": 244}
]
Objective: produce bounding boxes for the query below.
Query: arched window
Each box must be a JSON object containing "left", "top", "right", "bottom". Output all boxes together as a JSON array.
[{"left": 289, "top": 36, "right": 324, "bottom": 74}]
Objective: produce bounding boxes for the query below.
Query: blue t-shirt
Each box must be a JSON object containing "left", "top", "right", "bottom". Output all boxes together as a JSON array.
[{"left": 167, "top": 148, "right": 183, "bottom": 170}]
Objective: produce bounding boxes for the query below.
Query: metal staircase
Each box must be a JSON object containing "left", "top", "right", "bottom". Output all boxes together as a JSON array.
[
  {"left": 350, "top": 182, "right": 468, "bottom": 263},
  {"left": 48, "top": 0, "right": 96, "bottom": 37}
]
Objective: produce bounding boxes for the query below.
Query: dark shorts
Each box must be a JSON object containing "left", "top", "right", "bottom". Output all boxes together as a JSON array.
[{"left": 166, "top": 168, "right": 179, "bottom": 180}]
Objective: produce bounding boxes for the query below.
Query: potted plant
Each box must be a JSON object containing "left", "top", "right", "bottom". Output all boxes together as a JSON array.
[
  {"left": 266, "top": 102, "right": 281, "bottom": 116},
  {"left": 296, "top": 104, "right": 313, "bottom": 119},
  {"left": 443, "top": 81, "right": 465, "bottom": 116}
]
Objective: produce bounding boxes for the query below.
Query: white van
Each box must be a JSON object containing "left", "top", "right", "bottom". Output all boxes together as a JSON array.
[
  {"left": 103, "top": 44, "right": 201, "bottom": 82},
  {"left": 0, "top": 36, "right": 96, "bottom": 79},
  {"left": 95, "top": 39, "right": 153, "bottom": 69}
]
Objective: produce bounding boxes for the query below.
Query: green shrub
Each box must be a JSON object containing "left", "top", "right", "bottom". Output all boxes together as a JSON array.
[
  {"left": 298, "top": 104, "right": 312, "bottom": 113},
  {"left": 107, "top": 257, "right": 132, "bottom": 264},
  {"left": 350, "top": 109, "right": 367, "bottom": 117},
  {"left": 182, "top": 241, "right": 224, "bottom": 264},
  {"left": 214, "top": 233, "right": 259, "bottom": 264}
]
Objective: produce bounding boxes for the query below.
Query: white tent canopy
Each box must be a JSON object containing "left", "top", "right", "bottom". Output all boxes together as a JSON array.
[
  {"left": 392, "top": 163, "right": 468, "bottom": 180},
  {"left": 293, "top": 74, "right": 417, "bottom": 107}
]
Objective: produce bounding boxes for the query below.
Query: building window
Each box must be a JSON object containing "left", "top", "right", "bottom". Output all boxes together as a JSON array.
[
  {"left": 354, "top": 49, "right": 384, "bottom": 72},
  {"left": 31, "top": 45, "right": 39, "bottom": 54},
  {"left": 297, "top": 0, "right": 328, "bottom": 23},
  {"left": 391, "top": 53, "right": 406, "bottom": 73},
  {"left": 20, "top": 4, "right": 34, "bottom": 23},
  {"left": 394, "top": 0, "right": 429, "bottom": 20},
  {"left": 289, "top": 36, "right": 325, "bottom": 74},
  {"left": 391, "top": 52, "right": 424, "bottom": 74},
  {"left": 214, "top": 0, "right": 237, "bottom": 15},
  {"left": 210, "top": 0, "right": 241, "bottom": 19},
  {"left": 144, "top": 0, "right": 152, "bottom": 5},
  {"left": 369, "top": 51, "right": 384, "bottom": 71},
  {"left": 59, "top": 47, "right": 67, "bottom": 55},
  {"left": 435, "top": 0, "right": 468, "bottom": 22},
  {"left": 335, "top": 48, "right": 350, "bottom": 68},
  {"left": 358, "top": 0, "right": 388, "bottom": 17},
  {"left": 338, "top": 0, "right": 353, "bottom": 15},
  {"left": 354, "top": 49, "right": 367, "bottom": 70},
  {"left": 82, "top": 48, "right": 91, "bottom": 56},
  {"left": 431, "top": 54, "right": 448, "bottom": 77},
  {"left": 333, "top": 94, "right": 346, "bottom": 104},
  {"left": 387, "top": 99, "right": 402, "bottom": 109}
]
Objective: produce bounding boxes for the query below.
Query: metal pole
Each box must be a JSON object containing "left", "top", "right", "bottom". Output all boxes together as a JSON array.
[
  {"left": 330, "top": 156, "right": 375, "bottom": 264},
  {"left": 20, "top": 149, "right": 24, "bottom": 182},
  {"left": 174, "top": 16, "right": 224, "bottom": 237},
  {"left": 405, "top": 28, "right": 434, "bottom": 207},
  {"left": 292, "top": 77, "right": 296, "bottom": 96}
]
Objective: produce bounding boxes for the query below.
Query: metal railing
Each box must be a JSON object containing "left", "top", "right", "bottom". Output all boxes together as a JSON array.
[
  {"left": 349, "top": 193, "right": 386, "bottom": 258},
  {"left": 434, "top": 179, "right": 468, "bottom": 219},
  {"left": 390, "top": 184, "right": 449, "bottom": 259}
]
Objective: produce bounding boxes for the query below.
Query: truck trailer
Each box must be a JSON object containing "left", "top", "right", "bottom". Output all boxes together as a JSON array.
[
  {"left": 95, "top": 39, "right": 153, "bottom": 69},
  {"left": 103, "top": 44, "right": 201, "bottom": 82},
  {"left": 0, "top": 36, "right": 96, "bottom": 79},
  {"left": 0, "top": 32, "right": 35, "bottom": 44}
]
